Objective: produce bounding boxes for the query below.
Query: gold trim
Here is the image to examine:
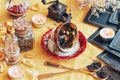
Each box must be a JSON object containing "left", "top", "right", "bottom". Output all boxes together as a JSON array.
[
  {"left": 91, "top": 32, "right": 99, "bottom": 40},
  {"left": 112, "top": 35, "right": 120, "bottom": 49},
  {"left": 88, "top": 11, "right": 112, "bottom": 27},
  {"left": 91, "top": 32, "right": 108, "bottom": 49},
  {"left": 112, "top": 10, "right": 120, "bottom": 23},
  {"left": 101, "top": 52, "right": 108, "bottom": 58}
]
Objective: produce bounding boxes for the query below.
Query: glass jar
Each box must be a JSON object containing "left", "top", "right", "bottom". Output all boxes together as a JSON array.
[
  {"left": 17, "top": 30, "right": 34, "bottom": 52},
  {"left": 4, "top": 34, "right": 20, "bottom": 65},
  {"left": 6, "top": 0, "right": 29, "bottom": 18},
  {"left": 13, "top": 17, "right": 34, "bottom": 52},
  {"left": 0, "top": 24, "right": 6, "bottom": 53}
]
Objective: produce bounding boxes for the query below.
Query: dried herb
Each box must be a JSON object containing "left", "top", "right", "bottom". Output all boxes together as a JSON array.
[
  {"left": 106, "top": 67, "right": 120, "bottom": 80},
  {"left": 96, "top": 66, "right": 109, "bottom": 79},
  {"left": 18, "top": 31, "right": 34, "bottom": 52},
  {"left": 87, "top": 61, "right": 120, "bottom": 80},
  {"left": 87, "top": 60, "right": 102, "bottom": 71}
]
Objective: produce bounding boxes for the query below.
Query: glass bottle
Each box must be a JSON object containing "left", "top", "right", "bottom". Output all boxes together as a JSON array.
[
  {"left": 4, "top": 31, "right": 20, "bottom": 65},
  {"left": 6, "top": 0, "right": 29, "bottom": 18}
]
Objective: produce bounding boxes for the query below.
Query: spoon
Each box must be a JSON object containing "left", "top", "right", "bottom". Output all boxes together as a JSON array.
[
  {"left": 38, "top": 70, "right": 74, "bottom": 80},
  {"left": 37, "top": 61, "right": 102, "bottom": 80},
  {"left": 42, "top": 61, "right": 107, "bottom": 80},
  {"left": 38, "top": 68, "right": 100, "bottom": 80}
]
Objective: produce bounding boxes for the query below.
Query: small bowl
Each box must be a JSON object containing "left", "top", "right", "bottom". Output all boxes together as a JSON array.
[
  {"left": 6, "top": 4, "right": 29, "bottom": 18},
  {"left": 32, "top": 14, "right": 47, "bottom": 28},
  {"left": 7, "top": 12, "right": 26, "bottom": 18},
  {"left": 41, "top": 29, "right": 87, "bottom": 59},
  {"left": 99, "top": 28, "right": 115, "bottom": 42}
]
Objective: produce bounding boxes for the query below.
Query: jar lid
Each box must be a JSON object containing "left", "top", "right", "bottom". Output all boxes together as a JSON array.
[{"left": 13, "top": 17, "right": 32, "bottom": 37}]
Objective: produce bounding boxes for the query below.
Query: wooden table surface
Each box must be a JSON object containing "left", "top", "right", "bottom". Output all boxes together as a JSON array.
[{"left": 0, "top": 0, "right": 103, "bottom": 80}]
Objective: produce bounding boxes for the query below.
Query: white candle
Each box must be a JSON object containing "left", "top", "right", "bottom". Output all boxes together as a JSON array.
[
  {"left": 8, "top": 66, "right": 24, "bottom": 80},
  {"left": 99, "top": 28, "right": 115, "bottom": 41},
  {"left": 32, "top": 14, "right": 47, "bottom": 28}
]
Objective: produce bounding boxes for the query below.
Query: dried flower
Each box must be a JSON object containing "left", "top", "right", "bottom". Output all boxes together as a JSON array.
[
  {"left": 76, "top": 0, "right": 92, "bottom": 9},
  {"left": 91, "top": 0, "right": 120, "bottom": 18},
  {"left": 77, "top": 0, "right": 120, "bottom": 18}
]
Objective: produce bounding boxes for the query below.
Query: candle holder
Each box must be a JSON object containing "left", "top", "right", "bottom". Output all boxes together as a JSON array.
[{"left": 42, "top": 0, "right": 72, "bottom": 22}]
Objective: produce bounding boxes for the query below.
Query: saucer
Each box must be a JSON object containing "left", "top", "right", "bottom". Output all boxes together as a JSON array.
[{"left": 41, "top": 29, "right": 87, "bottom": 59}]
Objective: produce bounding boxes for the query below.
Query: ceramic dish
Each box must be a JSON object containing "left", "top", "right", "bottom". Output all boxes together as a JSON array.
[
  {"left": 108, "top": 9, "right": 120, "bottom": 25},
  {"left": 41, "top": 29, "right": 87, "bottom": 59},
  {"left": 87, "top": 28, "right": 120, "bottom": 58},
  {"left": 98, "top": 50, "right": 120, "bottom": 72},
  {"left": 109, "top": 29, "right": 120, "bottom": 52},
  {"left": 84, "top": 8, "right": 118, "bottom": 29}
]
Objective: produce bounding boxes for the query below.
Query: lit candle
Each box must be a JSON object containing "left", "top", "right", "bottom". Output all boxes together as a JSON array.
[
  {"left": 99, "top": 28, "right": 115, "bottom": 41},
  {"left": 8, "top": 66, "right": 25, "bottom": 80},
  {"left": 32, "top": 14, "right": 47, "bottom": 28}
]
